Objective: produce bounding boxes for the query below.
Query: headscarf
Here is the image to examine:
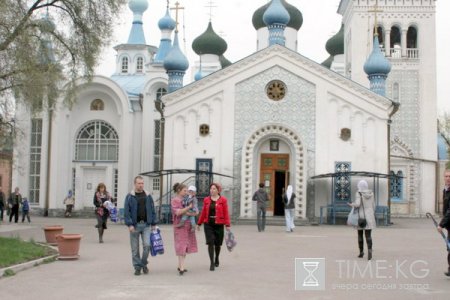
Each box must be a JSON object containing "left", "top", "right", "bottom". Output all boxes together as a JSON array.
[
  {"left": 357, "top": 180, "right": 369, "bottom": 192},
  {"left": 68, "top": 190, "right": 73, "bottom": 198},
  {"left": 286, "top": 185, "right": 293, "bottom": 205}
]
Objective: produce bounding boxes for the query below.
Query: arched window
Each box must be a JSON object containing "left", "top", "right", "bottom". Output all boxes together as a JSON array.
[
  {"left": 406, "top": 26, "right": 418, "bottom": 58},
  {"left": 90, "top": 99, "right": 104, "bottom": 111},
  {"left": 407, "top": 26, "right": 417, "bottom": 48},
  {"left": 75, "top": 120, "right": 119, "bottom": 161},
  {"left": 136, "top": 57, "right": 144, "bottom": 73},
  {"left": 121, "top": 57, "right": 128, "bottom": 73},
  {"left": 156, "top": 88, "right": 167, "bottom": 101},
  {"left": 376, "top": 26, "right": 384, "bottom": 47},
  {"left": 390, "top": 170, "right": 404, "bottom": 202},
  {"left": 390, "top": 26, "right": 401, "bottom": 57}
]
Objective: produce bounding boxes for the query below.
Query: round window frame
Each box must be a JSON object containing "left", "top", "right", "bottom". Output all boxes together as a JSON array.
[{"left": 265, "top": 80, "right": 287, "bottom": 101}]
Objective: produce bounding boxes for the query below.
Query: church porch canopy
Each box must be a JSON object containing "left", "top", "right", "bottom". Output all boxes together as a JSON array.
[{"left": 311, "top": 171, "right": 403, "bottom": 225}]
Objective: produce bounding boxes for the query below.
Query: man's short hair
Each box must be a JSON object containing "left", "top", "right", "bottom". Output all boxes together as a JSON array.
[
  {"left": 134, "top": 175, "right": 144, "bottom": 183},
  {"left": 259, "top": 182, "right": 265, "bottom": 188}
]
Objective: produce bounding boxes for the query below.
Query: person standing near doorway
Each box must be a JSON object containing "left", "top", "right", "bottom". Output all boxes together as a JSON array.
[
  {"left": 8, "top": 187, "right": 22, "bottom": 223},
  {"left": 282, "top": 185, "right": 295, "bottom": 232},
  {"left": 93, "top": 183, "right": 111, "bottom": 243},
  {"left": 252, "top": 182, "right": 269, "bottom": 232},
  {"left": 64, "top": 190, "right": 75, "bottom": 217},
  {"left": 124, "top": 176, "right": 156, "bottom": 276}
]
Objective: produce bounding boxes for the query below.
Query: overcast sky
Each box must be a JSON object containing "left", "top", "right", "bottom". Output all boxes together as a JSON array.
[{"left": 96, "top": 0, "right": 450, "bottom": 113}]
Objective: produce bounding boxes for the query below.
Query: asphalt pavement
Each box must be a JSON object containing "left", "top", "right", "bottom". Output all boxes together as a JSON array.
[{"left": 0, "top": 216, "right": 449, "bottom": 300}]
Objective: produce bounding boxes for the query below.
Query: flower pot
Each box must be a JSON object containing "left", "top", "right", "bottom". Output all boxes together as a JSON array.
[
  {"left": 43, "top": 225, "right": 64, "bottom": 245},
  {"left": 56, "top": 234, "right": 82, "bottom": 260}
]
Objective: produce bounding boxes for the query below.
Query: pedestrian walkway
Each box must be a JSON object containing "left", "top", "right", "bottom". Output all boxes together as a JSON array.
[{"left": 0, "top": 216, "right": 449, "bottom": 300}]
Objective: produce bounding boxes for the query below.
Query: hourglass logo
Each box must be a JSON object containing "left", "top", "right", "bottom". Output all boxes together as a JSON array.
[{"left": 295, "top": 258, "right": 325, "bottom": 291}]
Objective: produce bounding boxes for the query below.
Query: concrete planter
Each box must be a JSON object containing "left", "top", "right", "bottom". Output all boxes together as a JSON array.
[
  {"left": 43, "top": 225, "right": 64, "bottom": 245},
  {"left": 56, "top": 234, "right": 82, "bottom": 260}
]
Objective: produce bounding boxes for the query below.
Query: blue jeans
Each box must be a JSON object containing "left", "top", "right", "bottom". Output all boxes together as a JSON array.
[
  {"left": 130, "top": 223, "right": 151, "bottom": 270},
  {"left": 256, "top": 205, "right": 266, "bottom": 232}
]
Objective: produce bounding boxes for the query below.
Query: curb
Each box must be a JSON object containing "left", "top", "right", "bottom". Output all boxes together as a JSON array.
[{"left": 0, "top": 251, "right": 58, "bottom": 278}]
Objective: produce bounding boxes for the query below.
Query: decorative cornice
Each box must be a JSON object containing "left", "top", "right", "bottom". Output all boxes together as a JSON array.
[{"left": 163, "top": 45, "right": 394, "bottom": 110}]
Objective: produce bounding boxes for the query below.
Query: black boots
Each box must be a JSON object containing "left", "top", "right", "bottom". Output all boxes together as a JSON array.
[
  {"left": 368, "top": 249, "right": 372, "bottom": 261},
  {"left": 358, "top": 237, "right": 364, "bottom": 258},
  {"left": 445, "top": 267, "right": 450, "bottom": 277}
]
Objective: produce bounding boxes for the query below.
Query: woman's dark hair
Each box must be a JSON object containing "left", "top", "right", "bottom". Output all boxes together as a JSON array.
[
  {"left": 173, "top": 183, "right": 187, "bottom": 193},
  {"left": 96, "top": 183, "right": 107, "bottom": 193},
  {"left": 259, "top": 182, "right": 265, "bottom": 188}
]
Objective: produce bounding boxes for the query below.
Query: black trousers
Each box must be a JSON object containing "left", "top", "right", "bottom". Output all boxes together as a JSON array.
[{"left": 9, "top": 204, "right": 19, "bottom": 223}]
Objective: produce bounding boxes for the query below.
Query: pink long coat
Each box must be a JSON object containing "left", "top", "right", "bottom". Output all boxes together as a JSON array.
[{"left": 171, "top": 196, "right": 198, "bottom": 256}]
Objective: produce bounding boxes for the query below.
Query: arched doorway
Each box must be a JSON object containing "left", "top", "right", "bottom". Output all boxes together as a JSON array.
[
  {"left": 74, "top": 120, "right": 119, "bottom": 208},
  {"left": 240, "top": 124, "right": 307, "bottom": 219}
]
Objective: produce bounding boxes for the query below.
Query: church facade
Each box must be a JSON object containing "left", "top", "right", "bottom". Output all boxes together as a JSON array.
[{"left": 12, "top": 0, "right": 438, "bottom": 220}]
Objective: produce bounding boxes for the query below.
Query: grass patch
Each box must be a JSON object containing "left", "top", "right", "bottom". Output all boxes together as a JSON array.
[{"left": 0, "top": 236, "right": 57, "bottom": 268}]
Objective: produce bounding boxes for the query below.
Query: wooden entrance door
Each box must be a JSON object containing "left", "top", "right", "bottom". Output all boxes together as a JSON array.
[{"left": 260, "top": 154, "right": 289, "bottom": 215}]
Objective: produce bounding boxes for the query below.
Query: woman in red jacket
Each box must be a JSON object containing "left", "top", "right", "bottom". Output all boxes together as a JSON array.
[{"left": 197, "top": 182, "right": 231, "bottom": 271}]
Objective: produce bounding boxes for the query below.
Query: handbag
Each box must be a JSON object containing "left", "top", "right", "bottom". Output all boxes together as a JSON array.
[
  {"left": 358, "top": 192, "right": 367, "bottom": 228},
  {"left": 347, "top": 207, "right": 359, "bottom": 226},
  {"left": 150, "top": 228, "right": 165, "bottom": 256},
  {"left": 225, "top": 230, "right": 237, "bottom": 252}
]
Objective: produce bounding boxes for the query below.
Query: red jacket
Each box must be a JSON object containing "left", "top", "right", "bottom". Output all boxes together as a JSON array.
[{"left": 197, "top": 196, "right": 231, "bottom": 227}]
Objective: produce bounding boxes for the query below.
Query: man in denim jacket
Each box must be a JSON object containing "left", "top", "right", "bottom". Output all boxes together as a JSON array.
[{"left": 124, "top": 175, "right": 157, "bottom": 276}]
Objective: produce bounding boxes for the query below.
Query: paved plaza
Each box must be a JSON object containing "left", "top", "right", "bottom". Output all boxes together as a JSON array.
[{"left": 0, "top": 216, "right": 449, "bottom": 300}]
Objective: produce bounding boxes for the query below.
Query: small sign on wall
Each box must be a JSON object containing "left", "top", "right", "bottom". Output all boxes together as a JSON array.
[
  {"left": 87, "top": 183, "right": 92, "bottom": 190},
  {"left": 270, "top": 139, "right": 279, "bottom": 151}
]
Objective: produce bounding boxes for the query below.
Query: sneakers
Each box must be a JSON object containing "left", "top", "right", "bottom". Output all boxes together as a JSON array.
[
  {"left": 142, "top": 266, "right": 149, "bottom": 274},
  {"left": 134, "top": 269, "right": 141, "bottom": 276}
]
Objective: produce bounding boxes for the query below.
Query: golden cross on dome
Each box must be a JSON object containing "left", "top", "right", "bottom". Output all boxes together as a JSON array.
[
  {"left": 170, "top": 1, "right": 185, "bottom": 32},
  {"left": 205, "top": 0, "right": 217, "bottom": 21},
  {"left": 368, "top": 0, "right": 383, "bottom": 36}
]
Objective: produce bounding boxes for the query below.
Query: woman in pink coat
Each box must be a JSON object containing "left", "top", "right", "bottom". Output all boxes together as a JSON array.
[{"left": 171, "top": 183, "right": 198, "bottom": 275}]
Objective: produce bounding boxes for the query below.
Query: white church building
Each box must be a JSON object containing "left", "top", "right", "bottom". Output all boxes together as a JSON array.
[{"left": 12, "top": 0, "right": 439, "bottom": 221}]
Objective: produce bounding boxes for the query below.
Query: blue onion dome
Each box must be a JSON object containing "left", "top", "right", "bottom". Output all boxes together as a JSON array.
[
  {"left": 364, "top": 35, "right": 391, "bottom": 75},
  {"left": 164, "top": 32, "right": 189, "bottom": 71},
  {"left": 158, "top": 8, "right": 176, "bottom": 30},
  {"left": 326, "top": 24, "right": 344, "bottom": 56},
  {"left": 194, "top": 70, "right": 204, "bottom": 81},
  {"left": 253, "top": 0, "right": 302, "bottom": 30},
  {"left": 263, "top": 0, "right": 290, "bottom": 26},
  {"left": 321, "top": 55, "right": 333, "bottom": 68},
  {"left": 219, "top": 55, "right": 232, "bottom": 68},
  {"left": 192, "top": 22, "right": 227, "bottom": 56},
  {"left": 129, "top": 0, "right": 148, "bottom": 13}
]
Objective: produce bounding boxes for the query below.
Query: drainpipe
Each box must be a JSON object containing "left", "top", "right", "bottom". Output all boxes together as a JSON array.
[{"left": 387, "top": 101, "right": 400, "bottom": 224}]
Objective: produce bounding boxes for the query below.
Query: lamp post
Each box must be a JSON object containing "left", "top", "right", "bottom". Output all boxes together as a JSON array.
[{"left": 154, "top": 98, "right": 165, "bottom": 219}]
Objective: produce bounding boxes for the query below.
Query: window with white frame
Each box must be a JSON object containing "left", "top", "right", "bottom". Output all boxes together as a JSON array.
[
  {"left": 136, "top": 57, "right": 144, "bottom": 73},
  {"left": 75, "top": 120, "right": 119, "bottom": 161},
  {"left": 29, "top": 119, "right": 43, "bottom": 204},
  {"left": 121, "top": 57, "right": 128, "bottom": 73}
]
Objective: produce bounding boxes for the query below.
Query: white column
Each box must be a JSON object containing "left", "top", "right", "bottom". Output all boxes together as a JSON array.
[
  {"left": 401, "top": 29, "right": 407, "bottom": 57},
  {"left": 385, "top": 30, "right": 391, "bottom": 56}
]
